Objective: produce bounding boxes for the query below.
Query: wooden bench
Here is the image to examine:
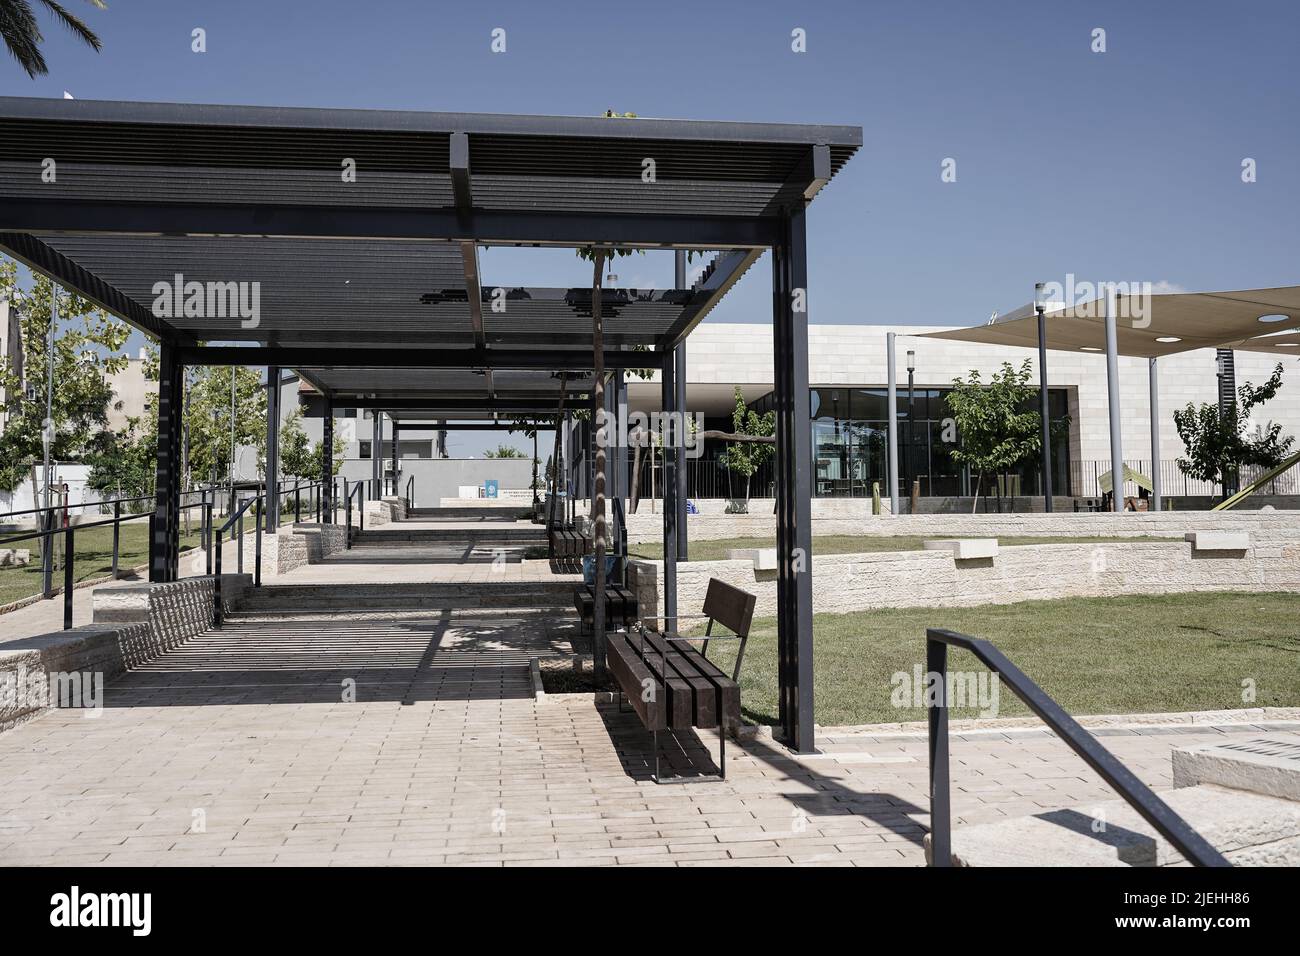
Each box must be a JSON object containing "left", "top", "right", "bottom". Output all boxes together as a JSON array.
[
  {"left": 575, "top": 582, "right": 638, "bottom": 632},
  {"left": 605, "top": 578, "right": 757, "bottom": 782}
]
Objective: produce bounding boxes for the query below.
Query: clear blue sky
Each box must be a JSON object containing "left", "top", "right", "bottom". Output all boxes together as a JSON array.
[{"left": 4, "top": 0, "right": 1298, "bottom": 453}]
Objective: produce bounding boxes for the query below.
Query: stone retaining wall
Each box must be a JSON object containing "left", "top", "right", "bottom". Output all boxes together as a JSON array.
[
  {"left": 629, "top": 536, "right": 1300, "bottom": 625},
  {"left": 0, "top": 574, "right": 247, "bottom": 732},
  {"left": 624, "top": 508, "right": 1300, "bottom": 544},
  {"left": 238, "top": 523, "right": 349, "bottom": 575}
]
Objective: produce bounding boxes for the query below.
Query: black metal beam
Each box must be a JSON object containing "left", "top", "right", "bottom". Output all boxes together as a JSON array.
[
  {"left": 774, "top": 143, "right": 832, "bottom": 207},
  {"left": 0, "top": 232, "right": 188, "bottom": 344},
  {"left": 341, "top": 397, "right": 567, "bottom": 411},
  {"left": 174, "top": 345, "right": 651, "bottom": 371},
  {"left": 0, "top": 199, "right": 778, "bottom": 249},
  {"left": 265, "top": 365, "right": 281, "bottom": 531},
  {"left": 657, "top": 248, "right": 764, "bottom": 349}
]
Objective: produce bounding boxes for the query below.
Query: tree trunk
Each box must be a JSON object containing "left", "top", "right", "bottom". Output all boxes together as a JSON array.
[
  {"left": 971, "top": 472, "right": 981, "bottom": 514},
  {"left": 629, "top": 428, "right": 643, "bottom": 514}
]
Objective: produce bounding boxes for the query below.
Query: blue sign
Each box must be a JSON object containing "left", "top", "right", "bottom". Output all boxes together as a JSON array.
[{"left": 484, "top": 479, "right": 499, "bottom": 499}]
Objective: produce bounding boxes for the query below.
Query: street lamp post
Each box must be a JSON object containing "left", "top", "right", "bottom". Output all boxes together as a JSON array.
[{"left": 906, "top": 349, "right": 916, "bottom": 511}]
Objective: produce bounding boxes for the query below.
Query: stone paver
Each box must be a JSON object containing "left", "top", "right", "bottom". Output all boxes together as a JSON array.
[
  {"left": 0, "top": 614, "right": 1282, "bottom": 866},
  {"left": 0, "top": 510, "right": 1283, "bottom": 867}
]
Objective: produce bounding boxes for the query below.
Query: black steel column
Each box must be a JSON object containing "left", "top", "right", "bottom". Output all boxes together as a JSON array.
[
  {"left": 371, "top": 411, "right": 383, "bottom": 498},
  {"left": 674, "top": 250, "right": 689, "bottom": 563},
  {"left": 265, "top": 366, "right": 280, "bottom": 531},
  {"left": 150, "top": 343, "right": 183, "bottom": 583},
  {"left": 773, "top": 205, "right": 815, "bottom": 753},
  {"left": 391, "top": 419, "right": 401, "bottom": 497},
  {"left": 661, "top": 353, "right": 678, "bottom": 629},
  {"left": 322, "top": 399, "right": 334, "bottom": 524}
]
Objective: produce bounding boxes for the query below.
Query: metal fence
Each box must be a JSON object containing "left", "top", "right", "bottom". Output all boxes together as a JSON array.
[{"left": 1070, "top": 459, "right": 1300, "bottom": 499}]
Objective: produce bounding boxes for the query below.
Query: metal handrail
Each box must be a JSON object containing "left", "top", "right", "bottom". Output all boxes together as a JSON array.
[
  {"left": 2, "top": 492, "right": 216, "bottom": 630},
  {"left": 344, "top": 480, "right": 365, "bottom": 549},
  {"left": 925, "top": 627, "right": 1229, "bottom": 867},
  {"left": 405, "top": 474, "right": 414, "bottom": 512}
]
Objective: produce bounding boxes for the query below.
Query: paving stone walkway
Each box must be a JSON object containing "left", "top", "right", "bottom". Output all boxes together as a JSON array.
[
  {"left": 2, "top": 608, "right": 1293, "bottom": 866},
  {"left": 3, "top": 512, "right": 1291, "bottom": 866}
]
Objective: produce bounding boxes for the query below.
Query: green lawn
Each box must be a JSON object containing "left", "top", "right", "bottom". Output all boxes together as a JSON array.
[
  {"left": 698, "top": 591, "right": 1300, "bottom": 728},
  {"left": 0, "top": 522, "right": 204, "bottom": 608},
  {"left": 629, "top": 534, "right": 1165, "bottom": 562}
]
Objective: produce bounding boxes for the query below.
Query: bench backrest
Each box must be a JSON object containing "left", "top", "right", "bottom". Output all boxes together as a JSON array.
[{"left": 702, "top": 578, "right": 756, "bottom": 638}]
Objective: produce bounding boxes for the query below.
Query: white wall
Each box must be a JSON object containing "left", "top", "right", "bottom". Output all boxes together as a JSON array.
[{"left": 628, "top": 322, "right": 1300, "bottom": 469}]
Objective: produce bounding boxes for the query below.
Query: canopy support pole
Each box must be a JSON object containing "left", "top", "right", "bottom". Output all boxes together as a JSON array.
[
  {"left": 1149, "top": 357, "right": 1162, "bottom": 512},
  {"left": 265, "top": 366, "right": 280, "bottom": 532},
  {"left": 1104, "top": 293, "right": 1124, "bottom": 512},
  {"left": 661, "top": 352, "right": 679, "bottom": 630},
  {"left": 1036, "top": 308, "right": 1054, "bottom": 512},
  {"left": 887, "top": 332, "right": 899, "bottom": 515}
]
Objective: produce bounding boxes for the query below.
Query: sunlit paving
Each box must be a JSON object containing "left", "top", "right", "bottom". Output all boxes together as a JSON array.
[{"left": 0, "top": 0, "right": 1296, "bottom": 937}]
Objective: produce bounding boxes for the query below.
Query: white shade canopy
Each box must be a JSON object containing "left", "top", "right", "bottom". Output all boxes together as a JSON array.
[{"left": 921, "top": 285, "right": 1300, "bottom": 358}]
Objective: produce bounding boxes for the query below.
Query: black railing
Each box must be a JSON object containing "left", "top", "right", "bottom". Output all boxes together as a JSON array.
[
  {"left": 925, "top": 627, "right": 1229, "bottom": 868},
  {"left": 344, "top": 479, "right": 365, "bottom": 548},
  {"left": 212, "top": 493, "right": 264, "bottom": 627},
  {"left": 0, "top": 489, "right": 216, "bottom": 630},
  {"left": 404, "top": 474, "right": 414, "bottom": 512}
]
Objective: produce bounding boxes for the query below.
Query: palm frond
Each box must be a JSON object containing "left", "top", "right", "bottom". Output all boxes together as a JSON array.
[
  {"left": 0, "top": 0, "right": 50, "bottom": 77},
  {"left": 38, "top": 0, "right": 101, "bottom": 51}
]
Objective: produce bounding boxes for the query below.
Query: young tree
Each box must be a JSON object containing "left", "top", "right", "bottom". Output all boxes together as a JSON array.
[
  {"left": 0, "top": 266, "right": 131, "bottom": 498},
  {"left": 484, "top": 444, "right": 527, "bottom": 459},
  {"left": 1173, "top": 363, "right": 1294, "bottom": 501},
  {"left": 278, "top": 407, "right": 315, "bottom": 479},
  {"left": 944, "top": 360, "right": 1044, "bottom": 513},
  {"left": 719, "top": 387, "right": 775, "bottom": 512}
]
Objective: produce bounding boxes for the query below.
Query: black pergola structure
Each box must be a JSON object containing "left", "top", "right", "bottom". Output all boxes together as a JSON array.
[{"left": 0, "top": 96, "right": 859, "bottom": 752}]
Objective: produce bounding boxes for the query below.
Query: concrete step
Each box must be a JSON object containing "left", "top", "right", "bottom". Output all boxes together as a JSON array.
[
  {"left": 925, "top": 784, "right": 1300, "bottom": 867},
  {"left": 234, "top": 581, "right": 575, "bottom": 612},
  {"left": 351, "top": 528, "right": 545, "bottom": 544},
  {"left": 223, "top": 606, "right": 572, "bottom": 623},
  {"left": 405, "top": 506, "right": 533, "bottom": 521}
]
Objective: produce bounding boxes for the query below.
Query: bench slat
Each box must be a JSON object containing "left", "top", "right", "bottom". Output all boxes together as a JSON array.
[
  {"left": 637, "top": 630, "right": 720, "bottom": 729},
  {"left": 660, "top": 632, "right": 740, "bottom": 726},
  {"left": 607, "top": 633, "right": 666, "bottom": 730}
]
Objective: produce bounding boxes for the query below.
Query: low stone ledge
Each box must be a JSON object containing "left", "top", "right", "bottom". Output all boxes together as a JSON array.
[
  {"left": 727, "top": 547, "right": 778, "bottom": 570},
  {"left": 1, "top": 575, "right": 241, "bottom": 733},
  {"left": 1172, "top": 734, "right": 1300, "bottom": 801},
  {"left": 1184, "top": 530, "right": 1251, "bottom": 551},
  {"left": 923, "top": 538, "right": 998, "bottom": 560}
]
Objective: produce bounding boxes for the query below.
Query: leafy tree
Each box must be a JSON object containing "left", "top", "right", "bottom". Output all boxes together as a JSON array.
[
  {"left": 1, "top": 0, "right": 105, "bottom": 78},
  {"left": 1173, "top": 363, "right": 1294, "bottom": 501},
  {"left": 183, "top": 365, "right": 267, "bottom": 486},
  {"left": 944, "top": 360, "right": 1045, "bottom": 513},
  {"left": 84, "top": 413, "right": 155, "bottom": 507},
  {"left": 0, "top": 266, "right": 130, "bottom": 498},
  {"left": 719, "top": 386, "right": 775, "bottom": 511},
  {"left": 278, "top": 406, "right": 314, "bottom": 479},
  {"left": 484, "top": 444, "right": 527, "bottom": 459}
]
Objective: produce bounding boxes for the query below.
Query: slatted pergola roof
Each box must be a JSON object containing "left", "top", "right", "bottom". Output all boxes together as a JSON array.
[{"left": 1, "top": 97, "right": 860, "bottom": 751}]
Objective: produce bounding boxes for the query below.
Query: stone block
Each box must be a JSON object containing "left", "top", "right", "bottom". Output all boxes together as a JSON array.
[
  {"left": 1184, "top": 530, "right": 1250, "bottom": 551},
  {"left": 1172, "top": 735, "right": 1300, "bottom": 801},
  {"left": 727, "top": 547, "right": 778, "bottom": 570},
  {"left": 0, "top": 548, "right": 31, "bottom": 568},
  {"left": 923, "top": 538, "right": 999, "bottom": 560}
]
